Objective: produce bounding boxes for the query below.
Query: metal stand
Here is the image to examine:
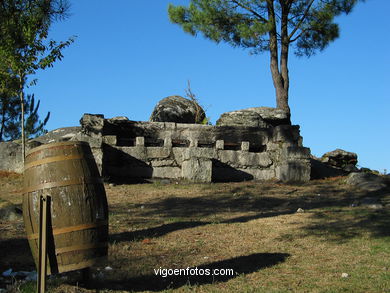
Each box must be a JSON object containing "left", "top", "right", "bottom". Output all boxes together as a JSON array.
[{"left": 37, "top": 195, "right": 49, "bottom": 293}]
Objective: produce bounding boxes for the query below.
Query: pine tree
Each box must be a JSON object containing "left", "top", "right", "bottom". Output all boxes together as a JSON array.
[
  {"left": 168, "top": 0, "right": 364, "bottom": 119},
  {"left": 0, "top": 94, "right": 50, "bottom": 141},
  {"left": 0, "top": 0, "right": 74, "bottom": 160}
]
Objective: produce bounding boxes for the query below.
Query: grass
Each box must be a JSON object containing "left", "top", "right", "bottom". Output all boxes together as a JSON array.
[{"left": 0, "top": 171, "right": 389, "bottom": 292}]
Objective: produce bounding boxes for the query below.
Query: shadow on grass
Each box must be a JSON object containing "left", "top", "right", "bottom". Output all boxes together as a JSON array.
[
  {"left": 300, "top": 207, "right": 390, "bottom": 243},
  {"left": 110, "top": 183, "right": 389, "bottom": 244},
  {"left": 110, "top": 221, "right": 207, "bottom": 242},
  {"left": 91, "top": 252, "right": 290, "bottom": 291},
  {"left": 0, "top": 238, "right": 35, "bottom": 272},
  {"left": 110, "top": 210, "right": 297, "bottom": 243}
]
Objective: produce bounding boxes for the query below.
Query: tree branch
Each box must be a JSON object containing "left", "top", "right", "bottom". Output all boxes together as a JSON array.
[
  {"left": 288, "top": 0, "right": 315, "bottom": 40},
  {"left": 230, "top": 0, "right": 268, "bottom": 23},
  {"left": 290, "top": 29, "right": 307, "bottom": 43}
]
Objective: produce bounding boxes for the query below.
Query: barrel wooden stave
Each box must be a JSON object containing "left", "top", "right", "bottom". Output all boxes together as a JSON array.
[{"left": 23, "top": 141, "right": 108, "bottom": 274}]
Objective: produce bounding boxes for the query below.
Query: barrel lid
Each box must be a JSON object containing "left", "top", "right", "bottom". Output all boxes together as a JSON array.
[{"left": 26, "top": 141, "right": 91, "bottom": 157}]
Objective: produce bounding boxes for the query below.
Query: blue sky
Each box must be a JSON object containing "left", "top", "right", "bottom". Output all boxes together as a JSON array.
[{"left": 29, "top": 0, "right": 389, "bottom": 172}]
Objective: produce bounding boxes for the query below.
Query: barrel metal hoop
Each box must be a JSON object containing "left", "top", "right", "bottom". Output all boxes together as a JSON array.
[
  {"left": 23, "top": 177, "right": 103, "bottom": 194},
  {"left": 27, "top": 221, "right": 108, "bottom": 240},
  {"left": 55, "top": 242, "right": 108, "bottom": 255},
  {"left": 24, "top": 154, "right": 94, "bottom": 171},
  {"left": 26, "top": 141, "right": 90, "bottom": 157}
]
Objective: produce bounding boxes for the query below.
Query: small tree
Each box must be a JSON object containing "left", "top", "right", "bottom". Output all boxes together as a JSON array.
[
  {"left": 0, "top": 0, "right": 74, "bottom": 160},
  {"left": 0, "top": 94, "right": 50, "bottom": 141},
  {"left": 168, "top": 0, "right": 364, "bottom": 119}
]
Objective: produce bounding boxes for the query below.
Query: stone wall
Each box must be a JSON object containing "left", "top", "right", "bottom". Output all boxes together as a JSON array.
[
  {"left": 74, "top": 114, "right": 311, "bottom": 183},
  {"left": 0, "top": 114, "right": 311, "bottom": 183}
]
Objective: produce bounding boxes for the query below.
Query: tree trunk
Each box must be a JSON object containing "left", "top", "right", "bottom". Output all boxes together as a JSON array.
[
  {"left": 267, "top": 1, "right": 291, "bottom": 121},
  {"left": 0, "top": 97, "right": 7, "bottom": 142},
  {"left": 19, "top": 75, "right": 25, "bottom": 163},
  {"left": 279, "top": 1, "right": 291, "bottom": 117}
]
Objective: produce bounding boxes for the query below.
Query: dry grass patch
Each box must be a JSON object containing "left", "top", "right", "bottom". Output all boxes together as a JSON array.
[{"left": 1, "top": 176, "right": 389, "bottom": 292}]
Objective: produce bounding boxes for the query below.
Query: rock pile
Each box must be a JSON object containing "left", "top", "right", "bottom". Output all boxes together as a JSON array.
[{"left": 321, "top": 149, "right": 358, "bottom": 172}]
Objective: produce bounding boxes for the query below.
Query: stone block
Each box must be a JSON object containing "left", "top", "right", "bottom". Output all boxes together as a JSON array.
[
  {"left": 218, "top": 151, "right": 273, "bottom": 168},
  {"left": 183, "top": 148, "right": 217, "bottom": 160},
  {"left": 272, "top": 125, "right": 300, "bottom": 143},
  {"left": 282, "top": 147, "right": 311, "bottom": 160},
  {"left": 118, "top": 146, "right": 147, "bottom": 161},
  {"left": 146, "top": 147, "right": 170, "bottom": 159},
  {"left": 190, "top": 138, "right": 198, "bottom": 147},
  {"left": 103, "top": 135, "right": 117, "bottom": 145},
  {"left": 136, "top": 137, "right": 145, "bottom": 146},
  {"left": 216, "top": 140, "right": 224, "bottom": 150},
  {"left": 91, "top": 148, "right": 104, "bottom": 175},
  {"left": 150, "top": 159, "right": 177, "bottom": 167},
  {"left": 72, "top": 133, "right": 102, "bottom": 148},
  {"left": 241, "top": 141, "right": 250, "bottom": 151},
  {"left": 275, "top": 161, "right": 311, "bottom": 183},
  {"left": 164, "top": 137, "right": 172, "bottom": 147},
  {"left": 243, "top": 168, "right": 276, "bottom": 181},
  {"left": 106, "top": 165, "right": 152, "bottom": 178},
  {"left": 172, "top": 148, "right": 186, "bottom": 165},
  {"left": 153, "top": 167, "right": 181, "bottom": 179},
  {"left": 182, "top": 158, "right": 212, "bottom": 182},
  {"left": 164, "top": 122, "right": 177, "bottom": 130}
]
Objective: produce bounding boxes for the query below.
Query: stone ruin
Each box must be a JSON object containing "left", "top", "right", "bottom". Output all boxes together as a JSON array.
[
  {"left": 0, "top": 103, "right": 312, "bottom": 183},
  {"left": 70, "top": 111, "right": 311, "bottom": 183}
]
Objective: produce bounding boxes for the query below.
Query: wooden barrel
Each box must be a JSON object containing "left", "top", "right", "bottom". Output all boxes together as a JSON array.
[{"left": 22, "top": 141, "right": 108, "bottom": 274}]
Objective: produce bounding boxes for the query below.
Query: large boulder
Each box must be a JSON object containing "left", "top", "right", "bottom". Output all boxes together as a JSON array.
[
  {"left": 150, "top": 96, "right": 205, "bottom": 124},
  {"left": 321, "top": 149, "right": 358, "bottom": 170},
  {"left": 216, "top": 110, "right": 269, "bottom": 127},
  {"left": 244, "top": 107, "right": 290, "bottom": 126},
  {"left": 80, "top": 113, "right": 105, "bottom": 135},
  {"left": 216, "top": 107, "right": 290, "bottom": 128},
  {"left": 345, "top": 172, "right": 388, "bottom": 192},
  {"left": 310, "top": 157, "right": 346, "bottom": 179}
]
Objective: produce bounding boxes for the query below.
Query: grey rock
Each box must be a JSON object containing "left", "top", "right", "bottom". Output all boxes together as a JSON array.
[
  {"left": 216, "top": 110, "right": 269, "bottom": 128},
  {"left": 244, "top": 106, "right": 291, "bottom": 126},
  {"left": 345, "top": 172, "right": 387, "bottom": 192},
  {"left": 150, "top": 96, "right": 205, "bottom": 124},
  {"left": 359, "top": 197, "right": 383, "bottom": 209},
  {"left": 343, "top": 164, "right": 359, "bottom": 173},
  {"left": 182, "top": 158, "right": 212, "bottom": 182},
  {"left": 216, "top": 107, "right": 291, "bottom": 127},
  {"left": 0, "top": 141, "right": 23, "bottom": 173},
  {"left": 0, "top": 202, "right": 22, "bottom": 221},
  {"left": 0, "top": 127, "right": 81, "bottom": 173},
  {"left": 80, "top": 113, "right": 105, "bottom": 135},
  {"left": 33, "top": 127, "right": 81, "bottom": 144},
  {"left": 310, "top": 158, "right": 345, "bottom": 180},
  {"left": 276, "top": 160, "right": 311, "bottom": 183},
  {"left": 321, "top": 149, "right": 358, "bottom": 169},
  {"left": 108, "top": 116, "right": 129, "bottom": 122}
]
